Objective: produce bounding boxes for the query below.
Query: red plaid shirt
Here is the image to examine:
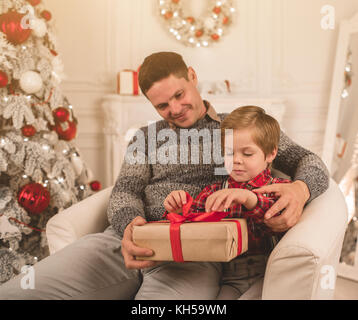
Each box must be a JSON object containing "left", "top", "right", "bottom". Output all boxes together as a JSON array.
[{"left": 190, "top": 168, "right": 291, "bottom": 255}]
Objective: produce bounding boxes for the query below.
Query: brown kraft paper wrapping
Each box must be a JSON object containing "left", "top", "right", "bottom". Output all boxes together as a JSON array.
[{"left": 132, "top": 219, "right": 248, "bottom": 262}]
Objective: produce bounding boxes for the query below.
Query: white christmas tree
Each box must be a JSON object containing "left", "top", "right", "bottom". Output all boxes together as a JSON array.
[{"left": 0, "top": 0, "right": 101, "bottom": 284}]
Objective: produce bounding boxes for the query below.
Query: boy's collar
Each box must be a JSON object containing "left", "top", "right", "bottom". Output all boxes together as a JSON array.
[
  {"left": 228, "top": 168, "right": 272, "bottom": 188},
  {"left": 168, "top": 100, "right": 221, "bottom": 129}
]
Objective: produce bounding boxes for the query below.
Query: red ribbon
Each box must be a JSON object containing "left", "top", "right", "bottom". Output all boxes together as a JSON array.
[
  {"left": 133, "top": 71, "right": 139, "bottom": 96},
  {"left": 162, "top": 192, "right": 242, "bottom": 262}
]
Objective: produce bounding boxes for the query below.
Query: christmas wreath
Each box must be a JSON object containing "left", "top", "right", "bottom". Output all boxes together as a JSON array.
[{"left": 158, "top": 0, "right": 236, "bottom": 47}]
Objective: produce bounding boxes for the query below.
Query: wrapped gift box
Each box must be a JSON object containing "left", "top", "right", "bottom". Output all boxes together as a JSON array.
[
  {"left": 133, "top": 218, "right": 248, "bottom": 262},
  {"left": 117, "top": 70, "right": 139, "bottom": 95}
]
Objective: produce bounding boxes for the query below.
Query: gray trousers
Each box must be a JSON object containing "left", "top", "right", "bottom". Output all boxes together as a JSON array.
[{"left": 0, "top": 226, "right": 267, "bottom": 300}]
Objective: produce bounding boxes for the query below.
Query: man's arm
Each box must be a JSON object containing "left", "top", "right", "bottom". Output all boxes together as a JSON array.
[
  {"left": 255, "top": 131, "right": 330, "bottom": 232},
  {"left": 106, "top": 127, "right": 159, "bottom": 269},
  {"left": 273, "top": 130, "right": 330, "bottom": 202},
  {"left": 106, "top": 127, "right": 150, "bottom": 238}
]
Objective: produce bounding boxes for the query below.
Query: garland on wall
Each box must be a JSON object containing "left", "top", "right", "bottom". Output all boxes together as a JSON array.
[{"left": 158, "top": 0, "right": 236, "bottom": 47}]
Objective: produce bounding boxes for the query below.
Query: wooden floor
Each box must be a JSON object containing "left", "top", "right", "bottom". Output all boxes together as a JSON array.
[{"left": 334, "top": 276, "right": 358, "bottom": 299}]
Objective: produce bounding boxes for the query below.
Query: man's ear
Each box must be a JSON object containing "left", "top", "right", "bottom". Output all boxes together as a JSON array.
[
  {"left": 266, "top": 147, "right": 278, "bottom": 164},
  {"left": 187, "top": 67, "right": 198, "bottom": 85}
]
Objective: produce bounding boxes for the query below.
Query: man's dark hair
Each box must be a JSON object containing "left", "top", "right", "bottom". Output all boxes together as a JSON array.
[{"left": 139, "top": 52, "right": 189, "bottom": 96}]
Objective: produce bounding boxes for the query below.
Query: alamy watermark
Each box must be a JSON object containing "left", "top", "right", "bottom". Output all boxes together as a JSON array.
[
  {"left": 20, "top": 265, "right": 35, "bottom": 290},
  {"left": 20, "top": 5, "right": 36, "bottom": 30},
  {"left": 320, "top": 265, "right": 336, "bottom": 290},
  {"left": 124, "top": 122, "right": 233, "bottom": 175},
  {"left": 321, "top": 5, "right": 335, "bottom": 30}
]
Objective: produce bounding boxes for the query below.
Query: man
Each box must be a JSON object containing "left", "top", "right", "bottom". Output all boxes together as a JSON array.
[{"left": 0, "top": 52, "right": 329, "bottom": 300}]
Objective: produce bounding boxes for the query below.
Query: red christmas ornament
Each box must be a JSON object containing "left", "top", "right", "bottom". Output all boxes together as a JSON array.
[
  {"left": 53, "top": 120, "right": 77, "bottom": 141},
  {"left": 0, "top": 70, "right": 8, "bottom": 88},
  {"left": 0, "top": 11, "right": 32, "bottom": 45},
  {"left": 21, "top": 124, "right": 37, "bottom": 137},
  {"left": 90, "top": 181, "right": 102, "bottom": 192},
  {"left": 41, "top": 10, "right": 52, "bottom": 21},
  {"left": 53, "top": 107, "right": 70, "bottom": 122},
  {"left": 27, "top": 0, "right": 41, "bottom": 6},
  {"left": 18, "top": 183, "right": 50, "bottom": 215}
]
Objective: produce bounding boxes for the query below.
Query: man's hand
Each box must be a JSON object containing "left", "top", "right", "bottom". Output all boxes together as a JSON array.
[
  {"left": 121, "top": 216, "right": 159, "bottom": 270},
  {"left": 254, "top": 181, "right": 310, "bottom": 232},
  {"left": 205, "top": 189, "right": 258, "bottom": 212}
]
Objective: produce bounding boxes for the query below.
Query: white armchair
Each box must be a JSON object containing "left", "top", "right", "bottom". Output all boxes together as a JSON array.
[{"left": 46, "top": 178, "right": 348, "bottom": 300}]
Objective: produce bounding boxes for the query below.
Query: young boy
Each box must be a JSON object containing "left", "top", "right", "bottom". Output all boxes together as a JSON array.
[{"left": 164, "top": 105, "right": 291, "bottom": 299}]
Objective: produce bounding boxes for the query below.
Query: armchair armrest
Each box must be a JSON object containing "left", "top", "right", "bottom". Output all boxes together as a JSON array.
[
  {"left": 262, "top": 178, "right": 348, "bottom": 299},
  {"left": 46, "top": 186, "right": 113, "bottom": 254}
]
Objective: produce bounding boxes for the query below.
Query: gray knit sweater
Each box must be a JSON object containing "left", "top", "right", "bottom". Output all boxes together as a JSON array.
[{"left": 107, "top": 102, "right": 329, "bottom": 238}]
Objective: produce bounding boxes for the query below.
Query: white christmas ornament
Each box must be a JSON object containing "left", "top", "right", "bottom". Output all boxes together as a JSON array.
[
  {"left": 52, "top": 56, "right": 66, "bottom": 81},
  {"left": 31, "top": 19, "right": 47, "bottom": 38},
  {"left": 20, "top": 71, "right": 43, "bottom": 94},
  {"left": 71, "top": 153, "right": 84, "bottom": 175}
]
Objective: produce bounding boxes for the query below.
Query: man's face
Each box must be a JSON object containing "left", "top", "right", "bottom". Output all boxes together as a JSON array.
[{"left": 145, "top": 67, "right": 207, "bottom": 128}]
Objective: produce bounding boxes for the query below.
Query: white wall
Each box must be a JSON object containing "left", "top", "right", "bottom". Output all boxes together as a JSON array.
[{"left": 44, "top": 0, "right": 358, "bottom": 186}]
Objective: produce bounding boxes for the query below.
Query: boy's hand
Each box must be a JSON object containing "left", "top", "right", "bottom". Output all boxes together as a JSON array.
[
  {"left": 164, "top": 190, "right": 187, "bottom": 213},
  {"left": 205, "top": 189, "right": 258, "bottom": 212},
  {"left": 254, "top": 181, "right": 310, "bottom": 232}
]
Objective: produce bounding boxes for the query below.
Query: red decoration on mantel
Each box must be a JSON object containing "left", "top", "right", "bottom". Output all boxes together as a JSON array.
[
  {"left": 0, "top": 11, "right": 32, "bottom": 45},
  {"left": 18, "top": 183, "right": 50, "bottom": 215}
]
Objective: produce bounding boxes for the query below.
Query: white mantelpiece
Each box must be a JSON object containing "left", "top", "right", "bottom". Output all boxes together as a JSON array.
[{"left": 101, "top": 94, "right": 286, "bottom": 187}]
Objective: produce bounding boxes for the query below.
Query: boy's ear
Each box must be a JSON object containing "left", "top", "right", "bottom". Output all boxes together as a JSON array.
[{"left": 266, "top": 147, "right": 278, "bottom": 163}]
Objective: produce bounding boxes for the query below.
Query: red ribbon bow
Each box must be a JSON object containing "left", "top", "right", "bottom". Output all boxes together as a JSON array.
[{"left": 163, "top": 192, "right": 241, "bottom": 262}]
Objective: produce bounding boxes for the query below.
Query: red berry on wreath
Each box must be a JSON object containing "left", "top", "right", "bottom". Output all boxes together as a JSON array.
[
  {"left": 18, "top": 183, "right": 50, "bottom": 215},
  {"left": 22, "top": 124, "right": 37, "bottom": 137},
  {"left": 223, "top": 16, "right": 229, "bottom": 25},
  {"left": 53, "top": 107, "right": 70, "bottom": 122},
  {"left": 213, "top": 7, "right": 221, "bottom": 14},
  {"left": 211, "top": 34, "right": 220, "bottom": 41}
]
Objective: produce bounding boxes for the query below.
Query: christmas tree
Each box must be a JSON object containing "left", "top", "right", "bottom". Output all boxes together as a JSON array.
[{"left": 0, "top": 0, "right": 100, "bottom": 284}]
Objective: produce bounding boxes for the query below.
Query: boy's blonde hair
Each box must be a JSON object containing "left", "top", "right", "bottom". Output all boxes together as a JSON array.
[{"left": 221, "top": 106, "right": 281, "bottom": 157}]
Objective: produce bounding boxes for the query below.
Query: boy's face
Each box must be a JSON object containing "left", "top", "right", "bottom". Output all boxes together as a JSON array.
[
  {"left": 224, "top": 128, "right": 277, "bottom": 182},
  {"left": 145, "top": 67, "right": 207, "bottom": 128}
]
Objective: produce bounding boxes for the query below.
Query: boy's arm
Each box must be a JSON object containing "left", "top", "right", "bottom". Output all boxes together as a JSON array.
[
  {"left": 190, "top": 184, "right": 221, "bottom": 213},
  {"left": 241, "top": 179, "right": 292, "bottom": 225}
]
